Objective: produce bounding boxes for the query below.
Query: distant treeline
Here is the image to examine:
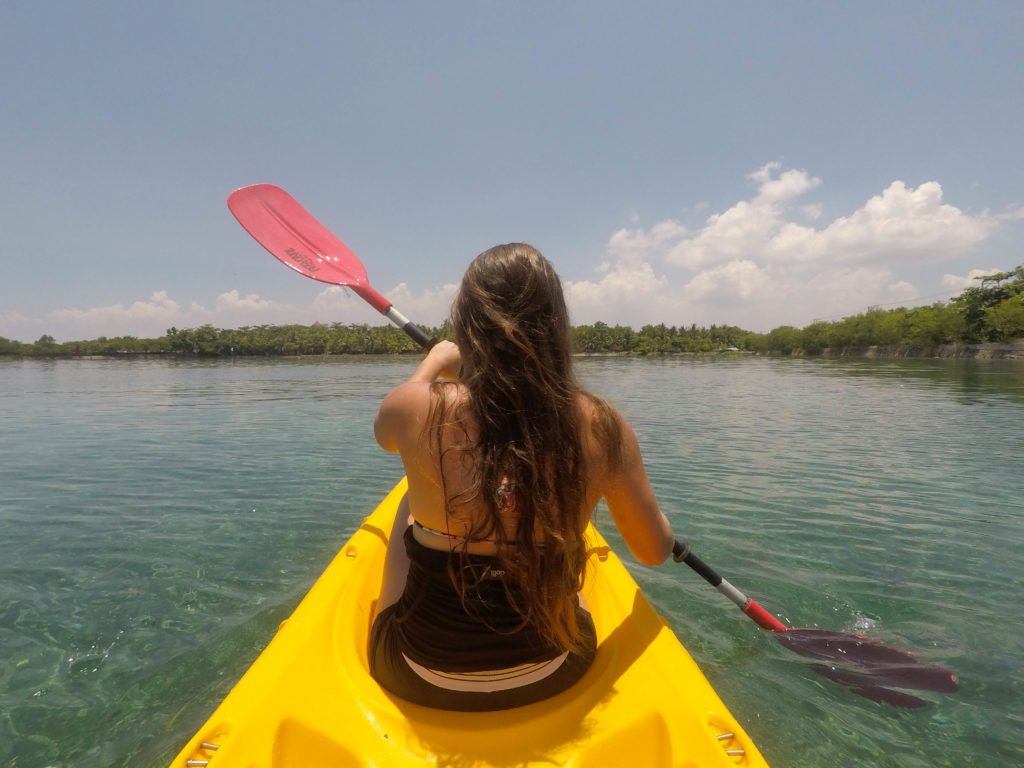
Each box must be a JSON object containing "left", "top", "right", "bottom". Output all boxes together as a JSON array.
[
  {"left": 3, "top": 266, "right": 1022, "bottom": 358},
  {"left": 756, "top": 264, "right": 1024, "bottom": 354},
  {"left": 0, "top": 322, "right": 437, "bottom": 358}
]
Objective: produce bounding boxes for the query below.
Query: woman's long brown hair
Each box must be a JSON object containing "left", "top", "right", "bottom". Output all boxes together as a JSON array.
[{"left": 430, "top": 244, "right": 620, "bottom": 653}]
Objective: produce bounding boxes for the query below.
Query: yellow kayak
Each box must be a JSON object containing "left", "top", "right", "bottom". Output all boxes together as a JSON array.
[{"left": 169, "top": 479, "right": 769, "bottom": 767}]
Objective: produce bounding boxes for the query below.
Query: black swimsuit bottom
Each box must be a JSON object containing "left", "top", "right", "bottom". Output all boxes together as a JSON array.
[{"left": 369, "top": 526, "right": 596, "bottom": 712}]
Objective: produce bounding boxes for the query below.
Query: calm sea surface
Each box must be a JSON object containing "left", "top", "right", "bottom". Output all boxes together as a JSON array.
[{"left": 1, "top": 355, "right": 1022, "bottom": 767}]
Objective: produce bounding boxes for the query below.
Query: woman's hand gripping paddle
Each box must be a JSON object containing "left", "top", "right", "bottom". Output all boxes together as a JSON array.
[
  {"left": 672, "top": 541, "right": 959, "bottom": 708},
  {"left": 227, "top": 184, "right": 435, "bottom": 350}
]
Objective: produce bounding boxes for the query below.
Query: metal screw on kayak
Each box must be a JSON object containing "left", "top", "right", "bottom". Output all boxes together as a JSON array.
[
  {"left": 716, "top": 732, "right": 745, "bottom": 757},
  {"left": 184, "top": 742, "right": 220, "bottom": 766}
]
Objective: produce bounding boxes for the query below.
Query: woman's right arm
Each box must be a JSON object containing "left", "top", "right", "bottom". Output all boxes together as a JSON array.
[{"left": 600, "top": 412, "right": 675, "bottom": 566}]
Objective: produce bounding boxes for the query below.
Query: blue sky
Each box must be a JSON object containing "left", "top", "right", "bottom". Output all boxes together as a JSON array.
[{"left": 2, "top": 1, "right": 1022, "bottom": 342}]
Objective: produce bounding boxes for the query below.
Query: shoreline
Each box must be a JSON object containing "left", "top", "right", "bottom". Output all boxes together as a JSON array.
[
  {"left": 3, "top": 342, "right": 1023, "bottom": 361},
  {"left": 782, "top": 342, "right": 1024, "bottom": 360}
]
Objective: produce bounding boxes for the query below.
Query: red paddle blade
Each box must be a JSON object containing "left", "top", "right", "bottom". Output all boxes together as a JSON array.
[{"left": 227, "top": 184, "right": 391, "bottom": 314}]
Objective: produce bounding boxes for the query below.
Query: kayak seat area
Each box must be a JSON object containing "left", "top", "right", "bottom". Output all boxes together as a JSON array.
[{"left": 168, "top": 479, "right": 768, "bottom": 767}]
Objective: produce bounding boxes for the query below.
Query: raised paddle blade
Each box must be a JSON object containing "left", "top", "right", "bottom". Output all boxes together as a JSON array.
[
  {"left": 227, "top": 184, "right": 391, "bottom": 314},
  {"left": 226, "top": 184, "right": 436, "bottom": 350}
]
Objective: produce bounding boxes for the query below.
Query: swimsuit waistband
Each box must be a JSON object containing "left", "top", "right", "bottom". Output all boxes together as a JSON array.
[{"left": 412, "top": 519, "right": 498, "bottom": 546}]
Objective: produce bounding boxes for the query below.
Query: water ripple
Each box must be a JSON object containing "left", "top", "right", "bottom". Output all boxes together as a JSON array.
[{"left": 2, "top": 356, "right": 1022, "bottom": 767}]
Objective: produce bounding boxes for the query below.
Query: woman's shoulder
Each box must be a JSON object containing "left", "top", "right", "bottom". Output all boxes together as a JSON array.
[
  {"left": 383, "top": 378, "right": 466, "bottom": 410},
  {"left": 375, "top": 379, "right": 469, "bottom": 452},
  {"left": 379, "top": 378, "right": 431, "bottom": 415},
  {"left": 575, "top": 390, "right": 624, "bottom": 428},
  {"left": 374, "top": 381, "right": 433, "bottom": 452},
  {"left": 575, "top": 391, "right": 626, "bottom": 467}
]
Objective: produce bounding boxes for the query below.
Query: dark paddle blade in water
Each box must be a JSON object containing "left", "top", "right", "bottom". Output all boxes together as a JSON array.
[
  {"left": 777, "top": 629, "right": 959, "bottom": 707},
  {"left": 673, "top": 542, "right": 960, "bottom": 707},
  {"left": 808, "top": 665, "right": 930, "bottom": 709}
]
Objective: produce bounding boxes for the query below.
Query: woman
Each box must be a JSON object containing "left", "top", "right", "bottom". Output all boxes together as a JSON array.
[{"left": 370, "top": 243, "right": 674, "bottom": 711}]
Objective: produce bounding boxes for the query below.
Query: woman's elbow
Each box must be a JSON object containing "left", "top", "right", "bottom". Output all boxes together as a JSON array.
[
  {"left": 373, "top": 414, "right": 398, "bottom": 453},
  {"left": 632, "top": 535, "right": 675, "bottom": 566}
]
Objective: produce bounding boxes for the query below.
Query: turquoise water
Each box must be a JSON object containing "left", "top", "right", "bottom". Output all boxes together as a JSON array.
[{"left": 1, "top": 356, "right": 1021, "bottom": 767}]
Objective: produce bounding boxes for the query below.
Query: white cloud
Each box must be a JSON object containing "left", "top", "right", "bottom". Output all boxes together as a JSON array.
[
  {"left": 887, "top": 280, "right": 919, "bottom": 305},
  {"left": 570, "top": 163, "right": 1011, "bottom": 329},
  {"left": 2, "top": 279, "right": 459, "bottom": 342},
  {"left": 786, "top": 181, "right": 997, "bottom": 265},
  {"left": 749, "top": 161, "right": 822, "bottom": 203},
  {"left": 800, "top": 203, "right": 824, "bottom": 221},
  {"left": 996, "top": 205, "right": 1024, "bottom": 223},
  {"left": 0, "top": 311, "right": 44, "bottom": 343},
  {"left": 660, "top": 163, "right": 822, "bottom": 269},
  {"left": 309, "top": 282, "right": 458, "bottom": 328},
  {"left": 663, "top": 166, "right": 996, "bottom": 271},
  {"left": 49, "top": 291, "right": 182, "bottom": 328},
  {"left": 607, "top": 220, "right": 689, "bottom": 264},
  {"left": 941, "top": 268, "right": 1001, "bottom": 293},
  {"left": 380, "top": 282, "right": 459, "bottom": 327},
  {"left": 564, "top": 258, "right": 670, "bottom": 326},
  {"left": 683, "top": 260, "right": 772, "bottom": 302},
  {"left": 7, "top": 164, "right": 1017, "bottom": 342},
  {"left": 5, "top": 290, "right": 299, "bottom": 342},
  {"left": 215, "top": 289, "right": 276, "bottom": 312},
  {"left": 310, "top": 286, "right": 376, "bottom": 322}
]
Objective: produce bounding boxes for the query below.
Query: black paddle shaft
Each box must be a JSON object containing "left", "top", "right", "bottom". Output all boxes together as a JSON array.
[{"left": 673, "top": 541, "right": 722, "bottom": 587}]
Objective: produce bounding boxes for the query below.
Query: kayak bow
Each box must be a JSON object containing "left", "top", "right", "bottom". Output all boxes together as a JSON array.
[{"left": 169, "top": 479, "right": 769, "bottom": 767}]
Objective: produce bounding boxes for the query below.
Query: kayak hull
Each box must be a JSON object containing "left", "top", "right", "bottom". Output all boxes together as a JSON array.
[{"left": 169, "top": 479, "right": 769, "bottom": 767}]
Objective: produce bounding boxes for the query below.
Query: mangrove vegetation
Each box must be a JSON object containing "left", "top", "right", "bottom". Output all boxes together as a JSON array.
[{"left": 3, "top": 266, "right": 1022, "bottom": 358}]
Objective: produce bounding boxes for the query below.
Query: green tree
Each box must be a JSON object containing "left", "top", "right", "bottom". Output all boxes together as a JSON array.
[
  {"left": 951, "top": 266, "right": 1024, "bottom": 342},
  {"left": 799, "top": 322, "right": 831, "bottom": 353},
  {"left": 986, "top": 295, "right": 1024, "bottom": 341},
  {"left": 0, "top": 337, "right": 25, "bottom": 355},
  {"left": 904, "top": 303, "right": 962, "bottom": 347},
  {"left": 764, "top": 325, "right": 801, "bottom": 354},
  {"left": 636, "top": 324, "right": 672, "bottom": 355}
]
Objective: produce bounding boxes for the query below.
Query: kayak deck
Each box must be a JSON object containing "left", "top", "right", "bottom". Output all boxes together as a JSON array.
[{"left": 169, "top": 479, "right": 769, "bottom": 767}]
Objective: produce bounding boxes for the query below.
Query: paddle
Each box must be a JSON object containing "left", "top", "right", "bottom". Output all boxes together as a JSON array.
[
  {"left": 672, "top": 541, "right": 959, "bottom": 707},
  {"left": 227, "top": 183, "right": 958, "bottom": 708},
  {"left": 227, "top": 184, "right": 436, "bottom": 350}
]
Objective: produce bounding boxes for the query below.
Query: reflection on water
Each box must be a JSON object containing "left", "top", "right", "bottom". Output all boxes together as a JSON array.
[
  {"left": 1, "top": 355, "right": 1022, "bottom": 767},
  {"left": 807, "top": 356, "right": 1024, "bottom": 405}
]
